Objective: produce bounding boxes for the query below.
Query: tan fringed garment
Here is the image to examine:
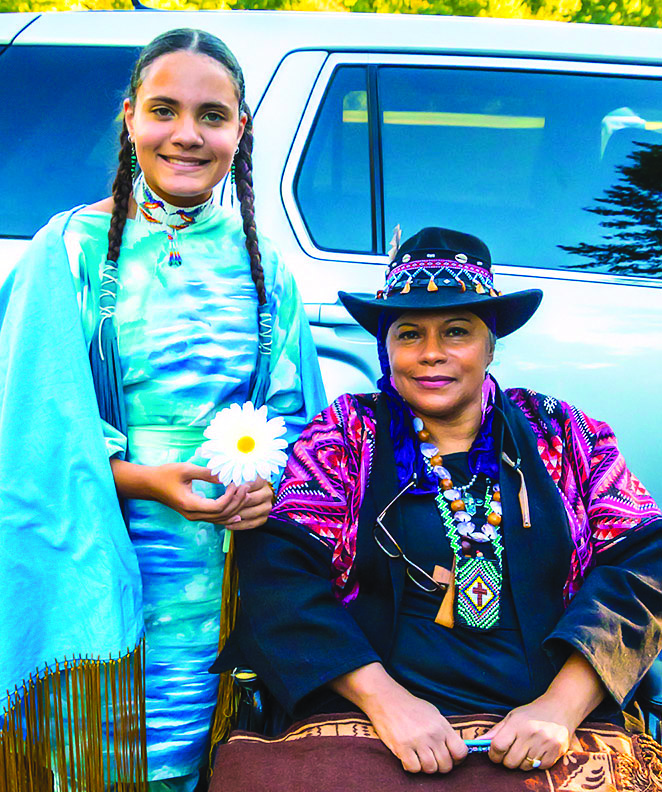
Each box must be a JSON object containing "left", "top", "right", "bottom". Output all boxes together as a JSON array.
[
  {"left": 212, "top": 712, "right": 662, "bottom": 792},
  {"left": 209, "top": 533, "right": 241, "bottom": 756},
  {"left": 0, "top": 641, "right": 147, "bottom": 792}
]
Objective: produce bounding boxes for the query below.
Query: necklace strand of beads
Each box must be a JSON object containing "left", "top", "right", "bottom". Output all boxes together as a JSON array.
[{"left": 413, "top": 416, "right": 504, "bottom": 630}]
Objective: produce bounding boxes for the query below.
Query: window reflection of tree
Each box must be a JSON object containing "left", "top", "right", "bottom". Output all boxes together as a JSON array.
[{"left": 560, "top": 141, "right": 662, "bottom": 278}]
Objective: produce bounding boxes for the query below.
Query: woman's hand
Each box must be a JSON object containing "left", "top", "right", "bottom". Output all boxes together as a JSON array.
[
  {"left": 482, "top": 698, "right": 573, "bottom": 771},
  {"left": 110, "top": 459, "right": 249, "bottom": 524},
  {"left": 368, "top": 684, "right": 468, "bottom": 773},
  {"left": 227, "top": 477, "right": 275, "bottom": 531},
  {"left": 329, "top": 662, "right": 467, "bottom": 774},
  {"left": 483, "top": 651, "right": 606, "bottom": 771}
]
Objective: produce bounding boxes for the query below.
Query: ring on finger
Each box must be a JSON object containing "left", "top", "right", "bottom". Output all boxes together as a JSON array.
[{"left": 525, "top": 756, "right": 542, "bottom": 770}]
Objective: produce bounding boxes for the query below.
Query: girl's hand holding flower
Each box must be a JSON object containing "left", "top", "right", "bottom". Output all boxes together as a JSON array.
[
  {"left": 111, "top": 402, "right": 284, "bottom": 534},
  {"left": 229, "top": 477, "right": 276, "bottom": 531},
  {"left": 109, "top": 459, "right": 250, "bottom": 524},
  {"left": 200, "top": 401, "right": 287, "bottom": 536}
]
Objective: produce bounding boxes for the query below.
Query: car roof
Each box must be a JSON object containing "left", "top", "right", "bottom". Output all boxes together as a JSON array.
[
  {"left": 3, "top": 11, "right": 661, "bottom": 110},
  {"left": 5, "top": 10, "right": 662, "bottom": 63},
  {"left": 0, "top": 13, "right": 38, "bottom": 45}
]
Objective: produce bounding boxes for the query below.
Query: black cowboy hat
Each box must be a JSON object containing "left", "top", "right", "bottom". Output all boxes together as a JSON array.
[{"left": 339, "top": 227, "right": 542, "bottom": 338}]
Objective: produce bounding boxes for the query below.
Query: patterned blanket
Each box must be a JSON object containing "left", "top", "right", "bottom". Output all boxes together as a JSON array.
[{"left": 212, "top": 713, "right": 662, "bottom": 791}]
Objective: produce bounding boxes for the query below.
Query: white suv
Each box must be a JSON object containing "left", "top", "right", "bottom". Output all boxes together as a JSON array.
[{"left": 2, "top": 10, "right": 662, "bottom": 499}]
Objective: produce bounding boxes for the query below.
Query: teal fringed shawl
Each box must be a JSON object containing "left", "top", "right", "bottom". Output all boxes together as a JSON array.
[{"left": 0, "top": 209, "right": 144, "bottom": 701}]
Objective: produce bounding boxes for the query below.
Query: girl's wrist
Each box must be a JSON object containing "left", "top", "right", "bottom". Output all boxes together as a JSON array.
[
  {"left": 110, "top": 458, "right": 159, "bottom": 501},
  {"left": 139, "top": 464, "right": 161, "bottom": 502}
]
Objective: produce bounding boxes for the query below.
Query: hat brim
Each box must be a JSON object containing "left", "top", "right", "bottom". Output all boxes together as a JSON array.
[{"left": 338, "top": 288, "right": 542, "bottom": 338}]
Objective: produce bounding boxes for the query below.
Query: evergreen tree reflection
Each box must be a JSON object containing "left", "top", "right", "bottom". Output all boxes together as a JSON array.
[{"left": 561, "top": 141, "right": 662, "bottom": 277}]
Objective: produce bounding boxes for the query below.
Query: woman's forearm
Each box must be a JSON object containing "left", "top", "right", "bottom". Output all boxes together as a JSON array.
[
  {"left": 329, "top": 662, "right": 468, "bottom": 773},
  {"left": 541, "top": 650, "right": 606, "bottom": 729},
  {"left": 483, "top": 650, "right": 608, "bottom": 770},
  {"left": 329, "top": 662, "right": 401, "bottom": 714}
]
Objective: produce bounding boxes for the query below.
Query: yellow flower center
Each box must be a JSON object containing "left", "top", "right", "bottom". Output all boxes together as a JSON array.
[{"left": 236, "top": 435, "right": 256, "bottom": 454}]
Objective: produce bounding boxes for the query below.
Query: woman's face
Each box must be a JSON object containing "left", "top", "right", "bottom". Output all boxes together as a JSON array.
[
  {"left": 386, "top": 309, "right": 494, "bottom": 425},
  {"left": 124, "top": 50, "right": 246, "bottom": 207}
]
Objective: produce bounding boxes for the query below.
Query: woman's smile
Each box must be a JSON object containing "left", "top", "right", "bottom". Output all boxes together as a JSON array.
[{"left": 413, "top": 375, "right": 456, "bottom": 389}]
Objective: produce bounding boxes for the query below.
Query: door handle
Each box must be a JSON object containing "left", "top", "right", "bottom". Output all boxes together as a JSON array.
[{"left": 304, "top": 302, "right": 360, "bottom": 327}]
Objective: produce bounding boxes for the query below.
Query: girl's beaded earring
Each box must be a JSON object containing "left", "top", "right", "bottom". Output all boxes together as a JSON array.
[
  {"left": 230, "top": 146, "right": 238, "bottom": 206},
  {"left": 129, "top": 136, "right": 137, "bottom": 178}
]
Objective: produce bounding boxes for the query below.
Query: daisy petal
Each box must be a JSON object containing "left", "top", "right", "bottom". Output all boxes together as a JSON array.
[
  {"left": 242, "top": 461, "right": 257, "bottom": 482},
  {"left": 256, "top": 460, "right": 271, "bottom": 480}
]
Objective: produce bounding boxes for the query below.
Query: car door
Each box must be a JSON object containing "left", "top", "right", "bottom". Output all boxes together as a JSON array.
[{"left": 263, "top": 51, "right": 662, "bottom": 502}]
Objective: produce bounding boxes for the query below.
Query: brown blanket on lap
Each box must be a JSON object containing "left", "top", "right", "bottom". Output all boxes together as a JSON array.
[{"left": 211, "top": 712, "right": 662, "bottom": 792}]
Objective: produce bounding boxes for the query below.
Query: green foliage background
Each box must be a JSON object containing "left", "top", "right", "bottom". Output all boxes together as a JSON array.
[{"left": 1, "top": 0, "right": 660, "bottom": 27}]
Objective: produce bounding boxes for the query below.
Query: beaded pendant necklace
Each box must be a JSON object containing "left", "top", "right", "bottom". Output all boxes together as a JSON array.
[
  {"left": 133, "top": 174, "right": 216, "bottom": 267},
  {"left": 414, "top": 416, "right": 504, "bottom": 630}
]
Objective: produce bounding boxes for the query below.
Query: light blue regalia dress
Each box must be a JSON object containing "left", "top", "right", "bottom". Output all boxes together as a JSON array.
[{"left": 61, "top": 184, "right": 325, "bottom": 787}]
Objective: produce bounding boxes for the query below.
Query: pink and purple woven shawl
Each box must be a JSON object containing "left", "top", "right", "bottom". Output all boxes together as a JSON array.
[{"left": 272, "top": 388, "right": 660, "bottom": 603}]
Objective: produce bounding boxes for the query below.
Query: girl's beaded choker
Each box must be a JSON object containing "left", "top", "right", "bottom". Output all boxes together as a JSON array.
[
  {"left": 414, "top": 415, "right": 503, "bottom": 631},
  {"left": 133, "top": 174, "right": 216, "bottom": 267}
]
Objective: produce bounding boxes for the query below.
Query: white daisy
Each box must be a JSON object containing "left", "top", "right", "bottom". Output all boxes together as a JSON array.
[{"left": 199, "top": 402, "right": 288, "bottom": 486}]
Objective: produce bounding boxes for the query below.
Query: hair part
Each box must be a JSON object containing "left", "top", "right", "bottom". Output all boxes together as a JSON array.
[
  {"left": 107, "top": 28, "right": 266, "bottom": 303},
  {"left": 127, "top": 28, "right": 245, "bottom": 108}
]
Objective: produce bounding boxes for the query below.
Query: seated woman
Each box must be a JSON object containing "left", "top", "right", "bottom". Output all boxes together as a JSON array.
[{"left": 212, "top": 227, "right": 662, "bottom": 790}]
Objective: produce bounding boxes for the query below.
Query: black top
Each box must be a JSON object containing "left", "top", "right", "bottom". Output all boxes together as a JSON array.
[
  {"left": 216, "top": 390, "right": 662, "bottom": 730},
  {"left": 388, "top": 452, "right": 535, "bottom": 716}
]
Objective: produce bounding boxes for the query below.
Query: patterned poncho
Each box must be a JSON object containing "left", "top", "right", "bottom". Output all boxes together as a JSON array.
[{"left": 272, "top": 386, "right": 661, "bottom": 603}]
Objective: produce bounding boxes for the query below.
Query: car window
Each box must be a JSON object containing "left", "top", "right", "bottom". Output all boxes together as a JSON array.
[
  {"left": 378, "top": 66, "right": 662, "bottom": 279},
  {"left": 0, "top": 45, "right": 140, "bottom": 238},
  {"left": 294, "top": 66, "right": 373, "bottom": 254}
]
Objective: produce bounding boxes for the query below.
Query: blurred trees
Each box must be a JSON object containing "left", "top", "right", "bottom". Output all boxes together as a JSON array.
[{"left": 2, "top": 0, "right": 660, "bottom": 25}]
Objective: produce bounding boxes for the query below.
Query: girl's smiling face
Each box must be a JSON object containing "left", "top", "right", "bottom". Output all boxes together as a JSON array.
[{"left": 124, "top": 50, "right": 246, "bottom": 207}]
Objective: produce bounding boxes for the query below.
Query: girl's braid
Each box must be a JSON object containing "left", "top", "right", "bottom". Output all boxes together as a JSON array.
[
  {"left": 235, "top": 108, "right": 267, "bottom": 306},
  {"left": 106, "top": 123, "right": 134, "bottom": 264}
]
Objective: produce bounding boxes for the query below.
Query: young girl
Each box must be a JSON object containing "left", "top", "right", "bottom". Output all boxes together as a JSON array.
[{"left": 0, "top": 28, "right": 324, "bottom": 792}]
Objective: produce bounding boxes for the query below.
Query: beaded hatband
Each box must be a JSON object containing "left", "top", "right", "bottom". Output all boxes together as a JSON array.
[
  {"left": 377, "top": 253, "right": 502, "bottom": 301},
  {"left": 415, "top": 416, "right": 503, "bottom": 631}
]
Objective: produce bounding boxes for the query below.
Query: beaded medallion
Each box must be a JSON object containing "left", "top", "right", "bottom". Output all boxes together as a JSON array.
[
  {"left": 415, "top": 415, "right": 504, "bottom": 630},
  {"left": 133, "top": 175, "right": 215, "bottom": 267},
  {"left": 431, "top": 469, "right": 503, "bottom": 631}
]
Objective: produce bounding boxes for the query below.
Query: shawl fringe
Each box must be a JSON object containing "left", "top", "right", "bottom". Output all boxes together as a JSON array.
[
  {"left": 0, "top": 641, "right": 147, "bottom": 791},
  {"left": 209, "top": 534, "right": 241, "bottom": 755}
]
